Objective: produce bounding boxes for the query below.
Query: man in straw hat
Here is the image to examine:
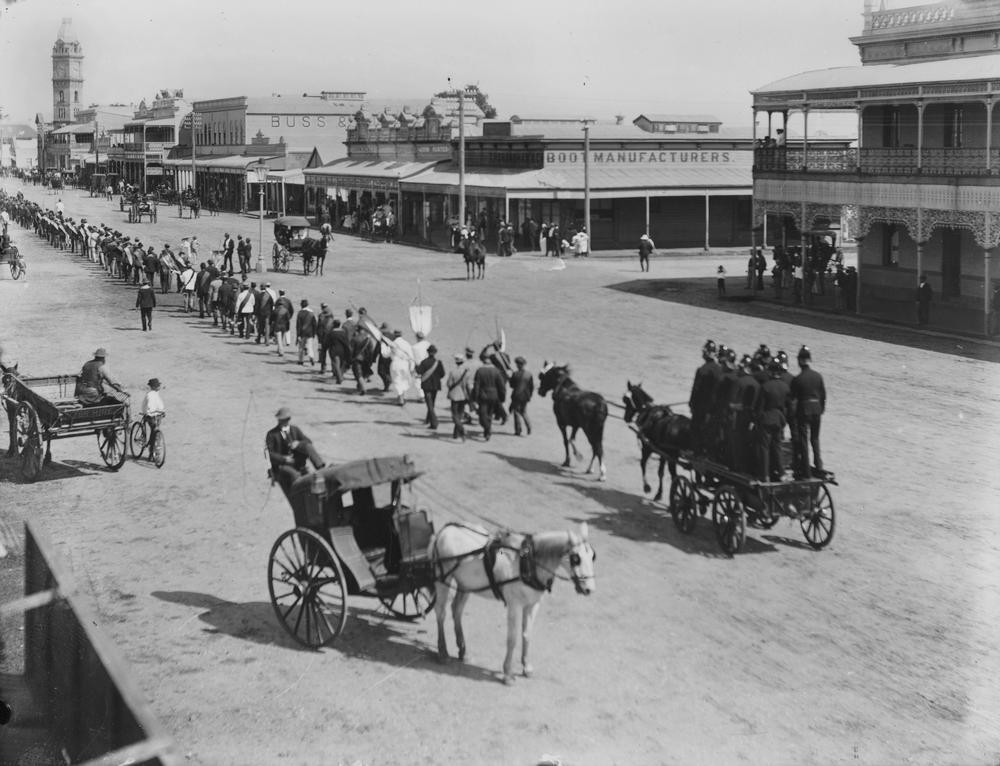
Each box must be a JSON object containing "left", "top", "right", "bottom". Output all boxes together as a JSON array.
[
  {"left": 265, "top": 406, "right": 325, "bottom": 495},
  {"left": 138, "top": 378, "right": 166, "bottom": 457},
  {"left": 74, "top": 348, "right": 124, "bottom": 406}
]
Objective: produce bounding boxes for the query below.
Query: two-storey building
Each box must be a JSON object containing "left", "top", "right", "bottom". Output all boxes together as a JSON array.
[
  {"left": 752, "top": 0, "right": 1000, "bottom": 335},
  {"left": 104, "top": 90, "right": 190, "bottom": 192}
]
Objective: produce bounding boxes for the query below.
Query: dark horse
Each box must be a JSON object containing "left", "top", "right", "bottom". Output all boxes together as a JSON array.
[
  {"left": 462, "top": 237, "right": 485, "bottom": 280},
  {"left": 622, "top": 382, "right": 691, "bottom": 502},
  {"left": 178, "top": 197, "right": 201, "bottom": 220},
  {"left": 538, "top": 363, "right": 608, "bottom": 481},
  {"left": 301, "top": 235, "right": 329, "bottom": 276}
]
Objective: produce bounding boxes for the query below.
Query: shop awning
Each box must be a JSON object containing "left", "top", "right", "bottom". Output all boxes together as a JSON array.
[
  {"left": 400, "top": 162, "right": 752, "bottom": 199},
  {"left": 305, "top": 160, "right": 441, "bottom": 192},
  {"left": 265, "top": 168, "right": 305, "bottom": 185},
  {"left": 163, "top": 154, "right": 282, "bottom": 174}
]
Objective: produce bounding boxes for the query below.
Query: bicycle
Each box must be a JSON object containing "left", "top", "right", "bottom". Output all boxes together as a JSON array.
[
  {"left": 2, "top": 245, "right": 24, "bottom": 280},
  {"left": 128, "top": 413, "right": 166, "bottom": 467}
]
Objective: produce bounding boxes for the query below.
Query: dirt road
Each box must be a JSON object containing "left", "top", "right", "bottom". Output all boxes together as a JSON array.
[{"left": 2, "top": 180, "right": 999, "bottom": 765}]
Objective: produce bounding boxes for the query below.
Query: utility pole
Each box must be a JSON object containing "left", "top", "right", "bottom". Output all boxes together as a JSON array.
[
  {"left": 443, "top": 79, "right": 467, "bottom": 227},
  {"left": 582, "top": 121, "right": 591, "bottom": 242}
]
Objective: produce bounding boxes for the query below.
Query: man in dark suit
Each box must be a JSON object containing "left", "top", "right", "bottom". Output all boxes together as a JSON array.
[
  {"left": 790, "top": 346, "right": 826, "bottom": 478},
  {"left": 472, "top": 353, "right": 507, "bottom": 441},
  {"left": 221, "top": 233, "right": 235, "bottom": 273},
  {"left": 265, "top": 407, "right": 325, "bottom": 495},
  {"left": 916, "top": 273, "right": 933, "bottom": 325},
  {"left": 689, "top": 340, "right": 721, "bottom": 453},
  {"left": 136, "top": 278, "right": 157, "bottom": 331}
]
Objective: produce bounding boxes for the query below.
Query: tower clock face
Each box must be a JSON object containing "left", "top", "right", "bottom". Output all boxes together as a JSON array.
[{"left": 54, "top": 60, "right": 67, "bottom": 78}]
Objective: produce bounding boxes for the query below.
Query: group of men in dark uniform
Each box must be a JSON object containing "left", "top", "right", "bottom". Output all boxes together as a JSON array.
[{"left": 688, "top": 340, "right": 826, "bottom": 482}]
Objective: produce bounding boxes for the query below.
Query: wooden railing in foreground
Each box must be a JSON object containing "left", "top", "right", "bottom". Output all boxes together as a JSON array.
[{"left": 0, "top": 521, "right": 178, "bottom": 766}]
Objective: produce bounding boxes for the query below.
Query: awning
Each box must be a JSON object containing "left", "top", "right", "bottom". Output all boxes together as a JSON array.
[
  {"left": 400, "top": 162, "right": 752, "bottom": 199},
  {"left": 163, "top": 154, "right": 282, "bottom": 174},
  {"left": 265, "top": 168, "right": 304, "bottom": 185},
  {"left": 305, "top": 160, "right": 441, "bottom": 193}
]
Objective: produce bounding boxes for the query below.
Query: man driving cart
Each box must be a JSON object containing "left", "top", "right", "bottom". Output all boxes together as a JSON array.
[{"left": 266, "top": 406, "right": 326, "bottom": 495}]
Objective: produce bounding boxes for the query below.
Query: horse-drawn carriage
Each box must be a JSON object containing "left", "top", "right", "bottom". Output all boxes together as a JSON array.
[
  {"left": 624, "top": 382, "right": 836, "bottom": 556},
  {"left": 272, "top": 216, "right": 328, "bottom": 275},
  {"left": 128, "top": 196, "right": 157, "bottom": 224},
  {"left": 267, "top": 454, "right": 437, "bottom": 647},
  {"left": 1, "top": 372, "right": 130, "bottom": 482},
  {"left": 178, "top": 190, "right": 200, "bottom": 219},
  {"left": 1, "top": 231, "right": 25, "bottom": 280}
]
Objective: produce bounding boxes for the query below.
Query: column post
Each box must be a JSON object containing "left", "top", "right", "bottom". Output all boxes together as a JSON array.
[
  {"left": 916, "top": 100, "right": 925, "bottom": 172},
  {"left": 704, "top": 191, "right": 710, "bottom": 252},
  {"left": 802, "top": 107, "right": 810, "bottom": 170},
  {"left": 986, "top": 99, "right": 993, "bottom": 173},
  {"left": 985, "top": 248, "right": 992, "bottom": 336},
  {"left": 645, "top": 194, "right": 650, "bottom": 236}
]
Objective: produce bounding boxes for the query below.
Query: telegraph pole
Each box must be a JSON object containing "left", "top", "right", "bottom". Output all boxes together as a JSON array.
[
  {"left": 582, "top": 121, "right": 591, "bottom": 241},
  {"left": 443, "top": 79, "right": 467, "bottom": 227}
]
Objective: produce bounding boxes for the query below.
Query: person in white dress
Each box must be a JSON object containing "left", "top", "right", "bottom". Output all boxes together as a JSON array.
[{"left": 388, "top": 330, "right": 415, "bottom": 406}]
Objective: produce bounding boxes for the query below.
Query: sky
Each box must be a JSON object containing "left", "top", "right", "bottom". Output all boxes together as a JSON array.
[{"left": 0, "top": 0, "right": 876, "bottom": 130}]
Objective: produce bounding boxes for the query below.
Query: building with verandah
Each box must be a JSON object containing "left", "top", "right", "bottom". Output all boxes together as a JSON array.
[{"left": 752, "top": 0, "right": 1000, "bottom": 335}]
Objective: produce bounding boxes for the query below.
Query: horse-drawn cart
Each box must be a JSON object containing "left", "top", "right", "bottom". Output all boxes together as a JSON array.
[
  {"left": 272, "top": 216, "right": 328, "bottom": 275},
  {"left": 128, "top": 197, "right": 157, "bottom": 224},
  {"left": 666, "top": 448, "right": 836, "bottom": 556},
  {"left": 267, "top": 455, "right": 437, "bottom": 647},
  {"left": 1, "top": 373, "right": 130, "bottom": 482}
]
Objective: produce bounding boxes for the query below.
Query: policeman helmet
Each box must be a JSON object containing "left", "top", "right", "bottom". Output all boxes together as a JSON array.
[
  {"left": 768, "top": 358, "right": 784, "bottom": 374},
  {"left": 739, "top": 353, "right": 753, "bottom": 371},
  {"left": 702, "top": 339, "right": 717, "bottom": 357},
  {"left": 722, "top": 348, "right": 737, "bottom": 368},
  {"left": 758, "top": 344, "right": 771, "bottom": 360},
  {"left": 716, "top": 344, "right": 729, "bottom": 362},
  {"left": 798, "top": 345, "right": 812, "bottom": 361}
]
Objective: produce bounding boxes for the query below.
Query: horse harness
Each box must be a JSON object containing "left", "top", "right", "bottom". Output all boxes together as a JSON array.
[{"left": 432, "top": 523, "right": 558, "bottom": 604}]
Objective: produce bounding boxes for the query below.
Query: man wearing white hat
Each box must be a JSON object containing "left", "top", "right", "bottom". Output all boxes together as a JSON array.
[{"left": 638, "top": 233, "right": 655, "bottom": 272}]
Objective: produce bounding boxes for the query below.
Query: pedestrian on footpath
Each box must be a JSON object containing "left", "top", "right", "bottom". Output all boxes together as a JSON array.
[
  {"left": 916, "top": 273, "right": 933, "bottom": 326},
  {"left": 509, "top": 356, "right": 534, "bottom": 436},
  {"left": 296, "top": 299, "right": 317, "bottom": 365},
  {"left": 236, "top": 236, "right": 247, "bottom": 276},
  {"left": 717, "top": 265, "right": 727, "bottom": 297},
  {"left": 416, "top": 344, "right": 445, "bottom": 429},
  {"left": 638, "top": 233, "right": 654, "bottom": 272},
  {"left": 446, "top": 353, "right": 471, "bottom": 441},
  {"left": 135, "top": 278, "right": 156, "bottom": 331}
]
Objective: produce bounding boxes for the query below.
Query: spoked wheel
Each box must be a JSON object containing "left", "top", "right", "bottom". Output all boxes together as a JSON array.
[
  {"left": 16, "top": 402, "right": 44, "bottom": 482},
  {"left": 379, "top": 585, "right": 436, "bottom": 621},
  {"left": 279, "top": 249, "right": 290, "bottom": 273},
  {"left": 669, "top": 475, "right": 698, "bottom": 534},
  {"left": 128, "top": 420, "right": 148, "bottom": 459},
  {"left": 712, "top": 485, "right": 746, "bottom": 556},
  {"left": 801, "top": 484, "right": 835, "bottom": 550},
  {"left": 97, "top": 426, "right": 128, "bottom": 470},
  {"left": 268, "top": 528, "right": 348, "bottom": 648},
  {"left": 150, "top": 430, "right": 166, "bottom": 468}
]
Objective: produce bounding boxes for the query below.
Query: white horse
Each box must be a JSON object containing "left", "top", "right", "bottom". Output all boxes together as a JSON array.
[{"left": 429, "top": 521, "right": 596, "bottom": 684}]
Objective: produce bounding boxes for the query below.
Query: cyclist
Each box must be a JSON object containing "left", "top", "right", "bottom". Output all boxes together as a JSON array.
[{"left": 139, "top": 377, "right": 166, "bottom": 455}]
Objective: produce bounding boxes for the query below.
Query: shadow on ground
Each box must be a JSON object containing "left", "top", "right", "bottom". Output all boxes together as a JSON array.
[{"left": 608, "top": 277, "right": 1000, "bottom": 363}]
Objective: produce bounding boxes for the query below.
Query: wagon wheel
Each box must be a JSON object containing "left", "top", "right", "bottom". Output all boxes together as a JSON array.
[
  {"left": 712, "top": 486, "right": 746, "bottom": 556},
  {"left": 268, "top": 528, "right": 348, "bottom": 648},
  {"left": 16, "top": 402, "right": 44, "bottom": 483},
  {"left": 271, "top": 243, "right": 281, "bottom": 271},
  {"left": 10, "top": 259, "right": 23, "bottom": 280},
  {"left": 279, "top": 247, "right": 290, "bottom": 273},
  {"left": 800, "top": 484, "right": 835, "bottom": 550},
  {"left": 128, "top": 420, "right": 148, "bottom": 459},
  {"left": 668, "top": 475, "right": 698, "bottom": 534},
  {"left": 97, "top": 425, "right": 128, "bottom": 470},
  {"left": 150, "top": 430, "right": 166, "bottom": 468},
  {"left": 379, "top": 584, "right": 436, "bottom": 620}
]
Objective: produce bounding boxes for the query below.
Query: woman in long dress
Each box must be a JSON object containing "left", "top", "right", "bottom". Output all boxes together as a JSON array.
[{"left": 388, "top": 330, "right": 415, "bottom": 406}]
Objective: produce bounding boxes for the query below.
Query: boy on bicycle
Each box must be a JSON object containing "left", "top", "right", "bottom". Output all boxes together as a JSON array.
[{"left": 140, "top": 377, "right": 166, "bottom": 449}]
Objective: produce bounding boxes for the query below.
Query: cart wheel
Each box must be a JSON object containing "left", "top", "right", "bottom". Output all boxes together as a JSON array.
[
  {"left": 150, "top": 430, "right": 166, "bottom": 468},
  {"left": 712, "top": 486, "right": 746, "bottom": 556},
  {"left": 754, "top": 502, "right": 780, "bottom": 530},
  {"left": 16, "top": 402, "right": 44, "bottom": 483},
  {"left": 128, "top": 420, "right": 148, "bottom": 459},
  {"left": 279, "top": 248, "right": 290, "bottom": 273},
  {"left": 669, "top": 475, "right": 698, "bottom": 534},
  {"left": 269, "top": 528, "right": 348, "bottom": 647},
  {"left": 97, "top": 426, "right": 127, "bottom": 470},
  {"left": 379, "top": 585, "right": 436, "bottom": 620},
  {"left": 801, "top": 484, "right": 835, "bottom": 550}
]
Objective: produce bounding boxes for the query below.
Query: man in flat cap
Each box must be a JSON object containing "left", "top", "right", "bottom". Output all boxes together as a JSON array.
[{"left": 265, "top": 407, "right": 325, "bottom": 495}]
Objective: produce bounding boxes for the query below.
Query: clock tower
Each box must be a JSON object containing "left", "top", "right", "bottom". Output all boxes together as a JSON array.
[{"left": 52, "top": 18, "right": 83, "bottom": 128}]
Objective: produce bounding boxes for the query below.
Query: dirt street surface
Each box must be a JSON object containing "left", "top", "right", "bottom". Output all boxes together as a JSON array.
[{"left": 2, "top": 180, "right": 999, "bottom": 766}]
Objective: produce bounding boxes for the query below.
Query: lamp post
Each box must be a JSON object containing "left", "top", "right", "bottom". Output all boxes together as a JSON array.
[{"left": 253, "top": 164, "right": 268, "bottom": 273}]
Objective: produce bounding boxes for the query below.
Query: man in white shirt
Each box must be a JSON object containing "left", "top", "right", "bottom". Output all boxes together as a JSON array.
[
  {"left": 180, "top": 264, "right": 197, "bottom": 312},
  {"left": 236, "top": 282, "right": 257, "bottom": 339},
  {"left": 55, "top": 198, "right": 65, "bottom": 217},
  {"left": 572, "top": 227, "right": 590, "bottom": 258}
]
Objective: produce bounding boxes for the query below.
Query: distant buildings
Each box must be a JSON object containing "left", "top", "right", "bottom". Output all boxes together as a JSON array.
[
  {"left": 0, "top": 124, "right": 38, "bottom": 170},
  {"left": 752, "top": 0, "right": 1000, "bottom": 334}
]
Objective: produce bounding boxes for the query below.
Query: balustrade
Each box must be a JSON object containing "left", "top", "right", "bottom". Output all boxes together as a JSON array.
[{"left": 757, "top": 146, "right": 1000, "bottom": 177}]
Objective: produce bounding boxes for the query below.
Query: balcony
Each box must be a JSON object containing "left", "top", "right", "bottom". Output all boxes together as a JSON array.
[{"left": 755, "top": 147, "right": 1000, "bottom": 177}]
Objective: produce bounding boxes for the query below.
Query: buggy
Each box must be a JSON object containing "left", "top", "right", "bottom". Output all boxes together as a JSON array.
[{"left": 267, "top": 454, "right": 437, "bottom": 647}]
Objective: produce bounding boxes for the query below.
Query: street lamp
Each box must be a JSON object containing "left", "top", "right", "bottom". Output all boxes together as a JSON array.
[{"left": 252, "top": 164, "right": 268, "bottom": 273}]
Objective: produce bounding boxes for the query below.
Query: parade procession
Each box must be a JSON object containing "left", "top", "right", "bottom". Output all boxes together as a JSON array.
[{"left": 1, "top": 3, "right": 1000, "bottom": 766}]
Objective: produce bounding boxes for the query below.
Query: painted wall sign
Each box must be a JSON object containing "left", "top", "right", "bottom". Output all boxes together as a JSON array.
[{"left": 544, "top": 149, "right": 751, "bottom": 167}]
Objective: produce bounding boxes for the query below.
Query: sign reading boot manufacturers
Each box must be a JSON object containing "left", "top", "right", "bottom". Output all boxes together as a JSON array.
[{"left": 544, "top": 149, "right": 753, "bottom": 167}]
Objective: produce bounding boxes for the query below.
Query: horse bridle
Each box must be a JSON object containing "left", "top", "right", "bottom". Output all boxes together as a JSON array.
[{"left": 535, "top": 540, "right": 597, "bottom": 595}]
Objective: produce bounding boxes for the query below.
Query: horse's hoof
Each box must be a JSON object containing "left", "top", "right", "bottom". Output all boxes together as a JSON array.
[
  {"left": 653, "top": 492, "right": 663, "bottom": 502},
  {"left": 561, "top": 461, "right": 571, "bottom": 468},
  {"left": 502, "top": 675, "right": 515, "bottom": 686},
  {"left": 458, "top": 649, "right": 466, "bottom": 662},
  {"left": 436, "top": 652, "right": 449, "bottom": 665},
  {"left": 523, "top": 668, "right": 533, "bottom": 679},
  {"left": 598, "top": 475, "right": 607, "bottom": 483}
]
